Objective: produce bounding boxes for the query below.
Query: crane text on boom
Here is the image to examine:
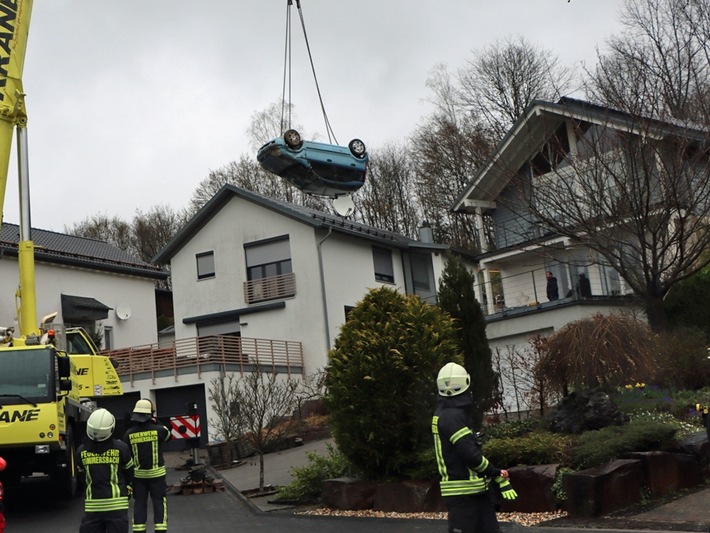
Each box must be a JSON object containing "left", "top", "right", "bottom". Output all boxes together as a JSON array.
[{"left": 0, "top": 0, "right": 18, "bottom": 102}]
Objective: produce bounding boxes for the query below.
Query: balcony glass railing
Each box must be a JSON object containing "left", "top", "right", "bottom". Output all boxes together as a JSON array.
[{"left": 477, "top": 264, "right": 628, "bottom": 317}]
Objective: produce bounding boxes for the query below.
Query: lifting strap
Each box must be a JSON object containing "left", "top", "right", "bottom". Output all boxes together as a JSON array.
[{"left": 281, "top": 0, "right": 338, "bottom": 144}]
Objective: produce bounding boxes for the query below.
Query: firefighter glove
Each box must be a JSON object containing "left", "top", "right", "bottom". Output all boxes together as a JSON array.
[
  {"left": 495, "top": 476, "right": 518, "bottom": 500},
  {"left": 127, "top": 484, "right": 133, "bottom": 498}
]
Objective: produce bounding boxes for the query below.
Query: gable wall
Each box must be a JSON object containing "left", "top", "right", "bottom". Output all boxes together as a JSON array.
[
  {"left": 169, "top": 196, "right": 431, "bottom": 373},
  {"left": 0, "top": 258, "right": 158, "bottom": 349}
]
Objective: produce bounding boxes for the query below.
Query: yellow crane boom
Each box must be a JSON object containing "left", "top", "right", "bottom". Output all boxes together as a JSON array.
[{"left": 0, "top": 1, "right": 37, "bottom": 342}]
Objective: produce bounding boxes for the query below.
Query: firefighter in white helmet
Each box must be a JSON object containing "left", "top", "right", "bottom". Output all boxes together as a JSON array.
[
  {"left": 122, "top": 399, "right": 171, "bottom": 533},
  {"left": 432, "top": 362, "right": 517, "bottom": 533},
  {"left": 76, "top": 408, "right": 134, "bottom": 533}
]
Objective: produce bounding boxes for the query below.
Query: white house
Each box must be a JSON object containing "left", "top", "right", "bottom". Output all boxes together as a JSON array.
[
  {"left": 0, "top": 222, "right": 167, "bottom": 349},
  {"left": 111, "top": 184, "right": 475, "bottom": 446},
  {"left": 451, "top": 96, "right": 704, "bottom": 412}
]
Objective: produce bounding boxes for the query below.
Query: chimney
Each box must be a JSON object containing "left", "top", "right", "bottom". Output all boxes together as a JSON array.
[{"left": 418, "top": 221, "right": 433, "bottom": 243}]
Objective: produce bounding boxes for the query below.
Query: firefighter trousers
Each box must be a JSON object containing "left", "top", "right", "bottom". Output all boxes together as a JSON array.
[
  {"left": 132, "top": 475, "right": 168, "bottom": 532},
  {"left": 79, "top": 510, "right": 129, "bottom": 533}
]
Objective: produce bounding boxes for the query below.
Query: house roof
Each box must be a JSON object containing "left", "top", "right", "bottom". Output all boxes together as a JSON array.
[
  {"left": 0, "top": 223, "right": 168, "bottom": 280},
  {"left": 451, "top": 97, "right": 710, "bottom": 213},
  {"left": 154, "top": 184, "right": 452, "bottom": 264}
]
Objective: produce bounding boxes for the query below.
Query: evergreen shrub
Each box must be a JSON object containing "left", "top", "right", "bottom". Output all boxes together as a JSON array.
[
  {"left": 571, "top": 419, "right": 678, "bottom": 469},
  {"left": 275, "top": 444, "right": 355, "bottom": 502},
  {"left": 483, "top": 431, "right": 574, "bottom": 467},
  {"left": 324, "top": 287, "right": 459, "bottom": 481}
]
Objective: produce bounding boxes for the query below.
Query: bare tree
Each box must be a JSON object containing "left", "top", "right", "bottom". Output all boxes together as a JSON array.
[
  {"left": 131, "top": 204, "right": 186, "bottom": 263},
  {"left": 411, "top": 100, "right": 492, "bottom": 250},
  {"left": 352, "top": 143, "right": 421, "bottom": 238},
  {"left": 586, "top": 0, "right": 710, "bottom": 122},
  {"left": 208, "top": 373, "right": 241, "bottom": 465},
  {"left": 458, "top": 36, "right": 575, "bottom": 139},
  {"left": 67, "top": 205, "right": 183, "bottom": 290},
  {"left": 414, "top": 39, "right": 571, "bottom": 250},
  {"left": 209, "top": 364, "right": 303, "bottom": 493},
  {"left": 65, "top": 214, "right": 133, "bottom": 253}
]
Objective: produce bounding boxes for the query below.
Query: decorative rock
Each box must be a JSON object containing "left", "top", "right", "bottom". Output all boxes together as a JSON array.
[
  {"left": 623, "top": 451, "right": 699, "bottom": 498},
  {"left": 321, "top": 477, "right": 376, "bottom": 510},
  {"left": 373, "top": 480, "right": 445, "bottom": 513},
  {"left": 548, "top": 389, "right": 628, "bottom": 434},
  {"left": 500, "top": 464, "right": 559, "bottom": 513},
  {"left": 562, "top": 459, "right": 642, "bottom": 517}
]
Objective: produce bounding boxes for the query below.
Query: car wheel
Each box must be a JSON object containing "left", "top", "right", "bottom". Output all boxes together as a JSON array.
[
  {"left": 284, "top": 129, "right": 302, "bottom": 149},
  {"left": 348, "top": 139, "right": 367, "bottom": 158}
]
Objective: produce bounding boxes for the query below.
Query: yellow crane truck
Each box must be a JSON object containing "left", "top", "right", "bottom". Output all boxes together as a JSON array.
[{"left": 0, "top": 1, "right": 123, "bottom": 497}]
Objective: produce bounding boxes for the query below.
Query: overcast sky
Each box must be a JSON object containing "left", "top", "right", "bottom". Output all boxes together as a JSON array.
[{"left": 5, "top": 1, "right": 624, "bottom": 232}]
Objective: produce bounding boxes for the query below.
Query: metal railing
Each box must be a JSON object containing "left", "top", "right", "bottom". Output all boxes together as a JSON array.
[
  {"left": 104, "top": 335, "right": 304, "bottom": 385},
  {"left": 477, "top": 264, "right": 628, "bottom": 317},
  {"left": 243, "top": 272, "right": 296, "bottom": 304}
]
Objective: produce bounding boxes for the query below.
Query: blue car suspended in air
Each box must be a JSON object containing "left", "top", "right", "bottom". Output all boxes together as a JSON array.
[{"left": 257, "top": 129, "right": 368, "bottom": 197}]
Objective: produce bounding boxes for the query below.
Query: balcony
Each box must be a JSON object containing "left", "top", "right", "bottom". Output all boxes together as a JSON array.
[
  {"left": 477, "top": 264, "right": 633, "bottom": 321},
  {"left": 243, "top": 272, "right": 296, "bottom": 304},
  {"left": 104, "top": 335, "right": 304, "bottom": 385}
]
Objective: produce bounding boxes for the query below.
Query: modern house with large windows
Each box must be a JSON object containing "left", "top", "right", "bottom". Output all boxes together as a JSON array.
[{"left": 452, "top": 96, "right": 709, "bottom": 411}]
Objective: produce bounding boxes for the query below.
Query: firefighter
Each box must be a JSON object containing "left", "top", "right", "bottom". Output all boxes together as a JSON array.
[
  {"left": 77, "top": 408, "right": 134, "bottom": 533},
  {"left": 0, "top": 456, "right": 6, "bottom": 533},
  {"left": 123, "top": 399, "right": 171, "bottom": 533},
  {"left": 432, "top": 362, "right": 517, "bottom": 533}
]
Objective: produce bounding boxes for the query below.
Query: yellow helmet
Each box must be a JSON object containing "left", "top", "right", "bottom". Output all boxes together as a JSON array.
[
  {"left": 131, "top": 398, "right": 154, "bottom": 422},
  {"left": 437, "top": 362, "right": 470, "bottom": 397}
]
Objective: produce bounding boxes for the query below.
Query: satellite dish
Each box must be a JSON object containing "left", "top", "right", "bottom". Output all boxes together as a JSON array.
[
  {"left": 116, "top": 305, "right": 132, "bottom": 321},
  {"left": 332, "top": 194, "right": 355, "bottom": 217}
]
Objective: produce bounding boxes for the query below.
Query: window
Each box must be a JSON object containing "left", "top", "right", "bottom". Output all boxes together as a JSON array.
[
  {"left": 245, "top": 237, "right": 292, "bottom": 281},
  {"left": 372, "top": 246, "right": 394, "bottom": 283},
  {"left": 402, "top": 252, "right": 435, "bottom": 304},
  {"left": 196, "top": 251, "right": 215, "bottom": 279},
  {"left": 103, "top": 326, "right": 113, "bottom": 350}
]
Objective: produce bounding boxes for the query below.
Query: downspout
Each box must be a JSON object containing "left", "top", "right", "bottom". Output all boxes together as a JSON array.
[{"left": 317, "top": 226, "right": 333, "bottom": 351}]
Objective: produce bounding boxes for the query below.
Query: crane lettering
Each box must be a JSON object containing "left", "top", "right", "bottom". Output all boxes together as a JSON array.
[
  {"left": 0, "top": 408, "right": 41, "bottom": 423},
  {"left": 0, "top": 0, "right": 18, "bottom": 101}
]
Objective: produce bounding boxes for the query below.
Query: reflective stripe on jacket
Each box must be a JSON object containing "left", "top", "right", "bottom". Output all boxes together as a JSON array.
[
  {"left": 77, "top": 439, "right": 134, "bottom": 513},
  {"left": 432, "top": 395, "right": 500, "bottom": 497},
  {"left": 123, "top": 422, "right": 171, "bottom": 479}
]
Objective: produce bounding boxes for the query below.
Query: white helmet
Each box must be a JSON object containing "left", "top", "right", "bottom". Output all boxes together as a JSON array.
[
  {"left": 437, "top": 362, "right": 470, "bottom": 397},
  {"left": 86, "top": 408, "right": 116, "bottom": 442}
]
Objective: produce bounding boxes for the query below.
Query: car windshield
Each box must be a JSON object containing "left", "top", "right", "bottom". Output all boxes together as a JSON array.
[{"left": 0, "top": 348, "right": 54, "bottom": 403}]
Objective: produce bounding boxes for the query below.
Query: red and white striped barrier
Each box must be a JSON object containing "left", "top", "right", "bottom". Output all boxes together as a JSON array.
[{"left": 170, "top": 414, "right": 201, "bottom": 439}]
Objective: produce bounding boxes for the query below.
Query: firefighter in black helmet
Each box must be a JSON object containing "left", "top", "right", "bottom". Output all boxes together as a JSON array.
[
  {"left": 432, "top": 362, "right": 517, "bottom": 533},
  {"left": 123, "top": 398, "right": 171, "bottom": 533},
  {"left": 77, "top": 408, "right": 134, "bottom": 533}
]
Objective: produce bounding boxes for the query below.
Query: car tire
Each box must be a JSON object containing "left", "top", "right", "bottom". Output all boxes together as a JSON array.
[
  {"left": 284, "top": 129, "right": 303, "bottom": 149},
  {"left": 348, "top": 138, "right": 367, "bottom": 158}
]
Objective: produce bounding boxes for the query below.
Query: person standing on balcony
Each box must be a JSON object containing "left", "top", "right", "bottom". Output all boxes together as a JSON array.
[
  {"left": 123, "top": 399, "right": 171, "bottom": 533},
  {"left": 546, "top": 271, "right": 559, "bottom": 301},
  {"left": 577, "top": 273, "right": 592, "bottom": 298}
]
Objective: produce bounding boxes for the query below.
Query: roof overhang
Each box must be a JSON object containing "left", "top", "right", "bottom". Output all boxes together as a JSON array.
[{"left": 61, "top": 294, "right": 112, "bottom": 322}]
